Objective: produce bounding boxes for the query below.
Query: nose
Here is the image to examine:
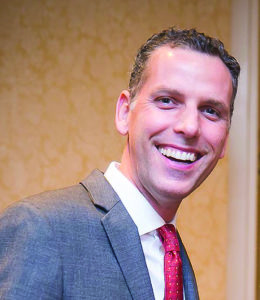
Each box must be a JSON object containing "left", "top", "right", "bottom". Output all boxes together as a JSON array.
[{"left": 173, "top": 107, "right": 200, "bottom": 138}]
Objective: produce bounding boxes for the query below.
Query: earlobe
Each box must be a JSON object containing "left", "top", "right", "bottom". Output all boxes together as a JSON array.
[{"left": 115, "top": 90, "right": 131, "bottom": 136}]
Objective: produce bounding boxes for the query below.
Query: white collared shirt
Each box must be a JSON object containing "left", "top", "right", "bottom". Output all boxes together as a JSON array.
[{"left": 104, "top": 162, "right": 178, "bottom": 300}]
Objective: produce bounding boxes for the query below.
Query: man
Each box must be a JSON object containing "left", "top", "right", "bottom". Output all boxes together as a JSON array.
[{"left": 0, "top": 28, "right": 240, "bottom": 299}]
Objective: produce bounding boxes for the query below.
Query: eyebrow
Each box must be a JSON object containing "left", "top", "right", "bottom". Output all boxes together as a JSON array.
[{"left": 150, "top": 87, "right": 185, "bottom": 98}]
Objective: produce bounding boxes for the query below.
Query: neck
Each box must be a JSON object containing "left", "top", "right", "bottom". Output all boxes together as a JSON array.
[{"left": 119, "top": 147, "right": 183, "bottom": 223}]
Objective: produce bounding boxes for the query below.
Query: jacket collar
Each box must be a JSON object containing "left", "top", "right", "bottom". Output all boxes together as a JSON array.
[
  {"left": 177, "top": 232, "right": 200, "bottom": 300},
  {"left": 81, "top": 169, "right": 155, "bottom": 300}
]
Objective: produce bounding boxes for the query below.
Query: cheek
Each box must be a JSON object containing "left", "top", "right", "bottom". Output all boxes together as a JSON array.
[
  {"left": 146, "top": 111, "right": 174, "bottom": 135},
  {"left": 204, "top": 125, "right": 228, "bottom": 152},
  {"left": 132, "top": 112, "right": 167, "bottom": 137}
]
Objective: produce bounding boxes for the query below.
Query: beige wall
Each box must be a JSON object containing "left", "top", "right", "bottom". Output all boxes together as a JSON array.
[{"left": 0, "top": 1, "right": 231, "bottom": 299}]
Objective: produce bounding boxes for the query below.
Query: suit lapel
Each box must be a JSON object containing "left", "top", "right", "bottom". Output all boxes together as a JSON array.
[
  {"left": 177, "top": 232, "right": 200, "bottom": 300},
  {"left": 102, "top": 201, "right": 155, "bottom": 300},
  {"left": 81, "top": 170, "right": 155, "bottom": 300}
]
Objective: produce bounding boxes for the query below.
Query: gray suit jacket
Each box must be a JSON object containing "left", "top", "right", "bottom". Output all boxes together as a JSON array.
[{"left": 0, "top": 170, "right": 199, "bottom": 299}]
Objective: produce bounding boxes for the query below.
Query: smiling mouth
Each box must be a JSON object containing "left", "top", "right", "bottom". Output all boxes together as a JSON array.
[{"left": 158, "top": 147, "right": 200, "bottom": 164}]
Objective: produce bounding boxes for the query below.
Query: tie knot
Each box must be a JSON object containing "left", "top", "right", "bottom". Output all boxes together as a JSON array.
[{"left": 157, "top": 224, "right": 180, "bottom": 252}]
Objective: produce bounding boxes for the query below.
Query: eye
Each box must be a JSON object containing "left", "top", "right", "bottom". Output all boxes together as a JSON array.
[
  {"left": 155, "top": 97, "right": 179, "bottom": 109},
  {"left": 160, "top": 97, "right": 172, "bottom": 104},
  {"left": 202, "top": 106, "right": 220, "bottom": 120}
]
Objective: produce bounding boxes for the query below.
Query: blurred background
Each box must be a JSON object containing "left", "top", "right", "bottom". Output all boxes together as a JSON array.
[{"left": 0, "top": 1, "right": 258, "bottom": 299}]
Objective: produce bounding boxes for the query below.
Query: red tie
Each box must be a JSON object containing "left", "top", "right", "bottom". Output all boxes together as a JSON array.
[{"left": 157, "top": 224, "right": 183, "bottom": 300}]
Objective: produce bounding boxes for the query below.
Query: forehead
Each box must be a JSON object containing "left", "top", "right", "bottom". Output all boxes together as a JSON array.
[
  {"left": 140, "top": 46, "right": 233, "bottom": 99},
  {"left": 145, "top": 46, "right": 229, "bottom": 79}
]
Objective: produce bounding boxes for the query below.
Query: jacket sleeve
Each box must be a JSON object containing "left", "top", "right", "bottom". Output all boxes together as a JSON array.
[{"left": 0, "top": 202, "right": 62, "bottom": 300}]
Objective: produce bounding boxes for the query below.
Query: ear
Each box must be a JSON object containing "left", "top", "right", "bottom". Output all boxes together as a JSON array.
[
  {"left": 115, "top": 90, "right": 131, "bottom": 136},
  {"left": 219, "top": 133, "right": 229, "bottom": 159}
]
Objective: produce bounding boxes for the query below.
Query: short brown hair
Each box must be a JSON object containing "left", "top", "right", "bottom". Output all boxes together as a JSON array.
[{"left": 129, "top": 27, "right": 240, "bottom": 118}]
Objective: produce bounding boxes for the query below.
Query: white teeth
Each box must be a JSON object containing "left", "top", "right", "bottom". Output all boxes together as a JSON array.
[
  {"left": 176, "top": 151, "right": 181, "bottom": 160},
  {"left": 180, "top": 152, "right": 186, "bottom": 160},
  {"left": 158, "top": 147, "right": 197, "bottom": 162},
  {"left": 190, "top": 153, "right": 196, "bottom": 162}
]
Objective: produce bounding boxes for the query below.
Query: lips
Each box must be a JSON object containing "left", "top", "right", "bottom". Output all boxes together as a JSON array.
[{"left": 158, "top": 146, "right": 199, "bottom": 163}]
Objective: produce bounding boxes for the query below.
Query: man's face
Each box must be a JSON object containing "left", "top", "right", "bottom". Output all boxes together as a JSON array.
[{"left": 116, "top": 46, "right": 233, "bottom": 215}]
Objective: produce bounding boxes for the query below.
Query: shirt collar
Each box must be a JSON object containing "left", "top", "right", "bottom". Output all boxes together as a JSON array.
[{"left": 104, "top": 162, "right": 175, "bottom": 236}]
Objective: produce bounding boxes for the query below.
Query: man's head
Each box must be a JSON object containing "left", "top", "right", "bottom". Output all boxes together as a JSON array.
[
  {"left": 129, "top": 27, "right": 240, "bottom": 118},
  {"left": 116, "top": 28, "right": 240, "bottom": 222}
]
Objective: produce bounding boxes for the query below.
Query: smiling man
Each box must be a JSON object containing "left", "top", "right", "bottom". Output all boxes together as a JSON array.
[
  {"left": 0, "top": 28, "right": 240, "bottom": 300},
  {"left": 116, "top": 45, "right": 233, "bottom": 223}
]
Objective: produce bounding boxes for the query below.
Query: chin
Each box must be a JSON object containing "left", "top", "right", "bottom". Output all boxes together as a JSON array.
[{"left": 151, "top": 182, "right": 194, "bottom": 202}]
